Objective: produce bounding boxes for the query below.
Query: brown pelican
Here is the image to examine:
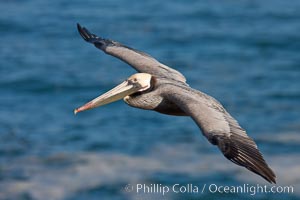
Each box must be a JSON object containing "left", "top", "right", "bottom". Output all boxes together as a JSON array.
[{"left": 75, "top": 24, "right": 276, "bottom": 183}]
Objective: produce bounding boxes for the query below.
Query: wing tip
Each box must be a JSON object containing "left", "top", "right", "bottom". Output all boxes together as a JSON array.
[
  {"left": 76, "top": 23, "right": 100, "bottom": 44},
  {"left": 218, "top": 134, "right": 277, "bottom": 184},
  {"left": 76, "top": 23, "right": 88, "bottom": 42},
  {"left": 230, "top": 154, "right": 276, "bottom": 184},
  {"left": 251, "top": 162, "right": 276, "bottom": 184},
  {"left": 262, "top": 166, "right": 277, "bottom": 184},
  {"left": 229, "top": 152, "right": 277, "bottom": 184},
  {"left": 76, "top": 23, "right": 83, "bottom": 36},
  {"left": 76, "top": 22, "right": 81, "bottom": 30}
]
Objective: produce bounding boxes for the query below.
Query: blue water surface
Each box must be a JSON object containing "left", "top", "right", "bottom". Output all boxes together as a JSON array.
[{"left": 0, "top": 0, "right": 299, "bottom": 199}]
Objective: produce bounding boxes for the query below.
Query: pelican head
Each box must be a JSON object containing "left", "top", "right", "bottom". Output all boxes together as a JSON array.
[{"left": 74, "top": 73, "right": 152, "bottom": 114}]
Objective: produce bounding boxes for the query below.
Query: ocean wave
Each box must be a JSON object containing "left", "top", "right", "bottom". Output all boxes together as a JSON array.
[{"left": 0, "top": 141, "right": 299, "bottom": 200}]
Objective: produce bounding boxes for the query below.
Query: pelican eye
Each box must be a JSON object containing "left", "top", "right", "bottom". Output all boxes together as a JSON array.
[
  {"left": 128, "top": 78, "right": 138, "bottom": 84},
  {"left": 128, "top": 78, "right": 138, "bottom": 85}
]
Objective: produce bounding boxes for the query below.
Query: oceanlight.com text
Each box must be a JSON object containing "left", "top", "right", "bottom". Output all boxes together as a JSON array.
[{"left": 124, "top": 183, "right": 294, "bottom": 196}]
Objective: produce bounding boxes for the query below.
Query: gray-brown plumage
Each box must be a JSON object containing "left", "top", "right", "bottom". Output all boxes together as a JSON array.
[{"left": 75, "top": 23, "right": 276, "bottom": 183}]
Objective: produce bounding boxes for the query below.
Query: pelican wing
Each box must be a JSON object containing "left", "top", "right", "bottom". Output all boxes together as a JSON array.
[
  {"left": 77, "top": 24, "right": 186, "bottom": 82},
  {"left": 163, "top": 84, "right": 276, "bottom": 183}
]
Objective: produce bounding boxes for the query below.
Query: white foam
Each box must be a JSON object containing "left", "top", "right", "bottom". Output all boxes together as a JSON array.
[{"left": 0, "top": 141, "right": 299, "bottom": 199}]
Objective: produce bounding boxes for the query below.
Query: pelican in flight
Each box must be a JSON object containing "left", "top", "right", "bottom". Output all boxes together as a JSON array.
[{"left": 75, "top": 24, "right": 276, "bottom": 183}]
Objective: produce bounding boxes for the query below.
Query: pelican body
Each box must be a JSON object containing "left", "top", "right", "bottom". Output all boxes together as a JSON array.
[{"left": 75, "top": 24, "right": 276, "bottom": 183}]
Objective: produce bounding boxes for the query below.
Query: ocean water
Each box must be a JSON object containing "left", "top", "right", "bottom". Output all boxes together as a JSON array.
[{"left": 0, "top": 0, "right": 299, "bottom": 199}]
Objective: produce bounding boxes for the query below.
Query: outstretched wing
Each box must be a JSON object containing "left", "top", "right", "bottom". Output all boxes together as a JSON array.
[
  {"left": 77, "top": 23, "right": 186, "bottom": 83},
  {"left": 162, "top": 84, "right": 276, "bottom": 183}
]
